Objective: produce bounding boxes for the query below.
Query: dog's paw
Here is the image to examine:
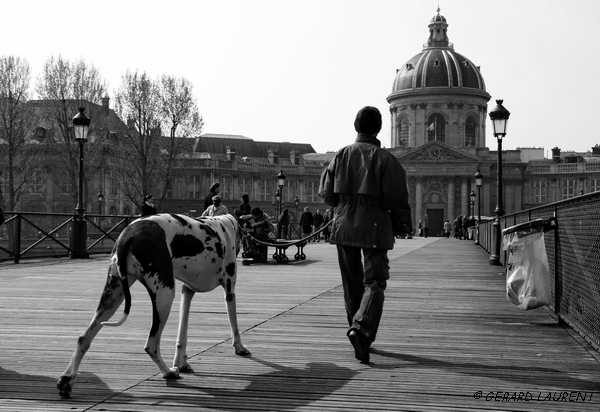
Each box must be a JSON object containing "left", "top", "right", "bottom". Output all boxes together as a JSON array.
[
  {"left": 57, "top": 375, "right": 73, "bottom": 399},
  {"left": 163, "top": 367, "right": 181, "bottom": 380},
  {"left": 178, "top": 363, "right": 194, "bottom": 374},
  {"left": 234, "top": 345, "right": 251, "bottom": 357}
]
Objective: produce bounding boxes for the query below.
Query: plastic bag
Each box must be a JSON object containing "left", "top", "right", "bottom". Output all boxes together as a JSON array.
[{"left": 503, "top": 228, "right": 551, "bottom": 310}]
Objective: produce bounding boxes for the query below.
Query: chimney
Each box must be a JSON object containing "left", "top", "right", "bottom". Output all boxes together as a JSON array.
[
  {"left": 551, "top": 146, "right": 561, "bottom": 163},
  {"left": 101, "top": 95, "right": 110, "bottom": 114},
  {"left": 592, "top": 144, "right": 600, "bottom": 156},
  {"left": 289, "top": 150, "right": 297, "bottom": 165},
  {"left": 267, "top": 149, "right": 276, "bottom": 164}
]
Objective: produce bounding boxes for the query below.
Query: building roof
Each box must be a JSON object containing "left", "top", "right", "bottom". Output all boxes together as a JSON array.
[
  {"left": 389, "top": 11, "right": 488, "bottom": 99},
  {"left": 193, "top": 134, "right": 315, "bottom": 157}
]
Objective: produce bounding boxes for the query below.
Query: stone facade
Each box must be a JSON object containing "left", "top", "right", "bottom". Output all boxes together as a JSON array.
[{"left": 385, "top": 10, "right": 599, "bottom": 235}]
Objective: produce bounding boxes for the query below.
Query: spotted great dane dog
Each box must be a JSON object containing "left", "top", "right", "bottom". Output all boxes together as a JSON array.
[{"left": 57, "top": 213, "right": 250, "bottom": 398}]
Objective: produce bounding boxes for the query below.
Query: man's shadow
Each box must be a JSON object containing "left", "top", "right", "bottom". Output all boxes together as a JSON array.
[
  {"left": 0, "top": 366, "right": 130, "bottom": 405},
  {"left": 156, "top": 357, "right": 357, "bottom": 411},
  {"left": 370, "top": 349, "right": 600, "bottom": 391}
]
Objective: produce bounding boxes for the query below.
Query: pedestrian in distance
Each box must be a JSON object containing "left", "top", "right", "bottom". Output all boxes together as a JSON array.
[
  {"left": 277, "top": 209, "right": 290, "bottom": 239},
  {"left": 202, "top": 195, "right": 229, "bottom": 217},
  {"left": 313, "top": 209, "right": 325, "bottom": 242},
  {"left": 203, "top": 182, "right": 220, "bottom": 212},
  {"left": 299, "top": 207, "right": 314, "bottom": 238},
  {"left": 236, "top": 193, "right": 252, "bottom": 218},
  {"left": 319, "top": 106, "right": 411, "bottom": 364},
  {"left": 443, "top": 219, "right": 451, "bottom": 238},
  {"left": 140, "top": 194, "right": 157, "bottom": 217}
]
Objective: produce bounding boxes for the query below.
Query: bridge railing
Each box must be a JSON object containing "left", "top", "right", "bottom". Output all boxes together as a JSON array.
[
  {"left": 478, "top": 191, "right": 600, "bottom": 350},
  {"left": 0, "top": 211, "right": 135, "bottom": 263}
]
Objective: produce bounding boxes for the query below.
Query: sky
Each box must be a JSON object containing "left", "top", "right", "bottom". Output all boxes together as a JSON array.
[{"left": 1, "top": 0, "right": 599, "bottom": 154}]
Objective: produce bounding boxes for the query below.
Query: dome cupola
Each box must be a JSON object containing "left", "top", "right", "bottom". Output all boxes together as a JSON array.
[
  {"left": 388, "top": 9, "right": 489, "bottom": 98},
  {"left": 387, "top": 9, "right": 491, "bottom": 150},
  {"left": 427, "top": 8, "right": 449, "bottom": 48}
]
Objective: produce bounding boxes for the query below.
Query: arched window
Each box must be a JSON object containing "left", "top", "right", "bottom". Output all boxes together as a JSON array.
[
  {"left": 465, "top": 116, "right": 477, "bottom": 147},
  {"left": 426, "top": 113, "right": 445, "bottom": 143},
  {"left": 396, "top": 116, "right": 409, "bottom": 146}
]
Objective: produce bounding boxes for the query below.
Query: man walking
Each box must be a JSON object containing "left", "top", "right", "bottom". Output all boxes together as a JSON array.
[{"left": 319, "top": 106, "right": 411, "bottom": 364}]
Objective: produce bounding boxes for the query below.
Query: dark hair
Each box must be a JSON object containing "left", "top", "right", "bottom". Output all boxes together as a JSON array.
[
  {"left": 242, "top": 193, "right": 249, "bottom": 202},
  {"left": 251, "top": 207, "right": 262, "bottom": 217},
  {"left": 354, "top": 106, "right": 382, "bottom": 135}
]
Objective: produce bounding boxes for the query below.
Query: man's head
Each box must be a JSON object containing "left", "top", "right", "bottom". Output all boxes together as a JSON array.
[
  {"left": 242, "top": 193, "right": 249, "bottom": 203},
  {"left": 212, "top": 194, "right": 222, "bottom": 206},
  {"left": 354, "top": 106, "right": 382, "bottom": 136},
  {"left": 251, "top": 207, "right": 263, "bottom": 218}
]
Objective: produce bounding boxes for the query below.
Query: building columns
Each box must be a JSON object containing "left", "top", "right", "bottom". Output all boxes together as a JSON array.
[
  {"left": 415, "top": 180, "right": 423, "bottom": 222},
  {"left": 391, "top": 108, "right": 397, "bottom": 147},
  {"left": 447, "top": 179, "right": 455, "bottom": 220},
  {"left": 461, "top": 179, "right": 468, "bottom": 216}
]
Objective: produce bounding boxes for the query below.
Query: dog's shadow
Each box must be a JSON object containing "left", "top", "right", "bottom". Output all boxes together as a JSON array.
[
  {"left": 154, "top": 357, "right": 357, "bottom": 411},
  {"left": 0, "top": 366, "right": 130, "bottom": 405}
]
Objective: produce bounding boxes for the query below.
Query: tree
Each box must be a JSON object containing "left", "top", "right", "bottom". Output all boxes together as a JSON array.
[
  {"left": 158, "top": 75, "right": 203, "bottom": 203},
  {"left": 114, "top": 70, "right": 163, "bottom": 207},
  {"left": 36, "top": 56, "right": 107, "bottom": 204},
  {"left": 0, "top": 56, "right": 32, "bottom": 210}
]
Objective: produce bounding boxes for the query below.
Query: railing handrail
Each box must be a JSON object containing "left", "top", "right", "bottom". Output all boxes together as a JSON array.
[
  {"left": 3, "top": 211, "right": 135, "bottom": 219},
  {"left": 502, "top": 190, "right": 600, "bottom": 219}
]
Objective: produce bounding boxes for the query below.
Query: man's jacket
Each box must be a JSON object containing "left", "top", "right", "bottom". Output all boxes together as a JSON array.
[{"left": 319, "top": 135, "right": 411, "bottom": 250}]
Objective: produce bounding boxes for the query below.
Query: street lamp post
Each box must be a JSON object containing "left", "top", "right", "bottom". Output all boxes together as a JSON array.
[
  {"left": 469, "top": 190, "right": 476, "bottom": 240},
  {"left": 97, "top": 192, "right": 104, "bottom": 215},
  {"left": 469, "top": 190, "right": 476, "bottom": 218},
  {"left": 488, "top": 99, "right": 510, "bottom": 265},
  {"left": 71, "top": 107, "right": 90, "bottom": 259},
  {"left": 474, "top": 170, "right": 483, "bottom": 245},
  {"left": 276, "top": 170, "right": 286, "bottom": 218}
]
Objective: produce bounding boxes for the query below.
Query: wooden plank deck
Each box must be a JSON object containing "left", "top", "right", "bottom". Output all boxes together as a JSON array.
[{"left": 1, "top": 238, "right": 599, "bottom": 411}]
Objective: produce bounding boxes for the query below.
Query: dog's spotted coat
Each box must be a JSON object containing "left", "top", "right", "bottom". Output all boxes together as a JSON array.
[{"left": 57, "top": 213, "right": 249, "bottom": 398}]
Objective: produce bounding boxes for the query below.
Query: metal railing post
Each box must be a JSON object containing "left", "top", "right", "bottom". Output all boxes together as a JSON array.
[{"left": 13, "top": 214, "right": 21, "bottom": 264}]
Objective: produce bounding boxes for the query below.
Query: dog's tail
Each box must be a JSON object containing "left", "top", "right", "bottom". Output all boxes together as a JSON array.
[{"left": 101, "top": 241, "right": 133, "bottom": 327}]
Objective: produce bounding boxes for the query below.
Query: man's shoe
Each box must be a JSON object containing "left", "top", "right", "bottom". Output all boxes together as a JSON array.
[{"left": 347, "top": 329, "right": 370, "bottom": 364}]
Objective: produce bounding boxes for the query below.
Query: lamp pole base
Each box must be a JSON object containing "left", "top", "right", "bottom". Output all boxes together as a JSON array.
[
  {"left": 489, "top": 255, "right": 501, "bottom": 266},
  {"left": 71, "top": 216, "right": 89, "bottom": 259}
]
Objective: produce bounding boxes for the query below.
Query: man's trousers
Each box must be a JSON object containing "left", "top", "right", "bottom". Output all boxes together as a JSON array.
[{"left": 336, "top": 245, "right": 389, "bottom": 343}]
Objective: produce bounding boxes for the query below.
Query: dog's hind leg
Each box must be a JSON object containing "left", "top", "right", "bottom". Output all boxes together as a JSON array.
[
  {"left": 223, "top": 272, "right": 251, "bottom": 356},
  {"left": 173, "top": 284, "right": 195, "bottom": 373},
  {"left": 141, "top": 276, "right": 178, "bottom": 379},
  {"left": 57, "top": 267, "right": 135, "bottom": 398}
]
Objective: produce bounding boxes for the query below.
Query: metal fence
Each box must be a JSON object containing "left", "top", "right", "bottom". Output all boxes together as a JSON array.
[
  {"left": 478, "top": 191, "right": 600, "bottom": 350},
  {"left": 0, "top": 212, "right": 134, "bottom": 263}
]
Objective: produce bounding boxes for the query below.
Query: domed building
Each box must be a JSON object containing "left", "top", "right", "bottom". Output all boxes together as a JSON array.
[
  {"left": 386, "top": 10, "right": 524, "bottom": 235},
  {"left": 388, "top": 9, "right": 489, "bottom": 149}
]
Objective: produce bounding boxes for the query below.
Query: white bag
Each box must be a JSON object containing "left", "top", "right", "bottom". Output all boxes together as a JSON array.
[{"left": 503, "top": 229, "right": 552, "bottom": 310}]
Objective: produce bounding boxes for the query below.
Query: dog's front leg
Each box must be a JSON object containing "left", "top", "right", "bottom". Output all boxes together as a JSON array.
[
  {"left": 173, "top": 284, "right": 195, "bottom": 373},
  {"left": 224, "top": 277, "right": 250, "bottom": 356},
  {"left": 143, "top": 282, "right": 179, "bottom": 379}
]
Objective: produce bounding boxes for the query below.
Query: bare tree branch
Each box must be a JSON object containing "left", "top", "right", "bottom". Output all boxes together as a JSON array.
[{"left": 0, "top": 55, "right": 32, "bottom": 210}]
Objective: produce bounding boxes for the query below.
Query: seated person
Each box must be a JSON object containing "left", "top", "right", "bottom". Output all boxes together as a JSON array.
[{"left": 245, "top": 207, "right": 273, "bottom": 263}]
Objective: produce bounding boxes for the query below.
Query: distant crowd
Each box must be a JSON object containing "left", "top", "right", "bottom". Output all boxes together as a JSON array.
[{"left": 418, "top": 215, "right": 478, "bottom": 239}]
